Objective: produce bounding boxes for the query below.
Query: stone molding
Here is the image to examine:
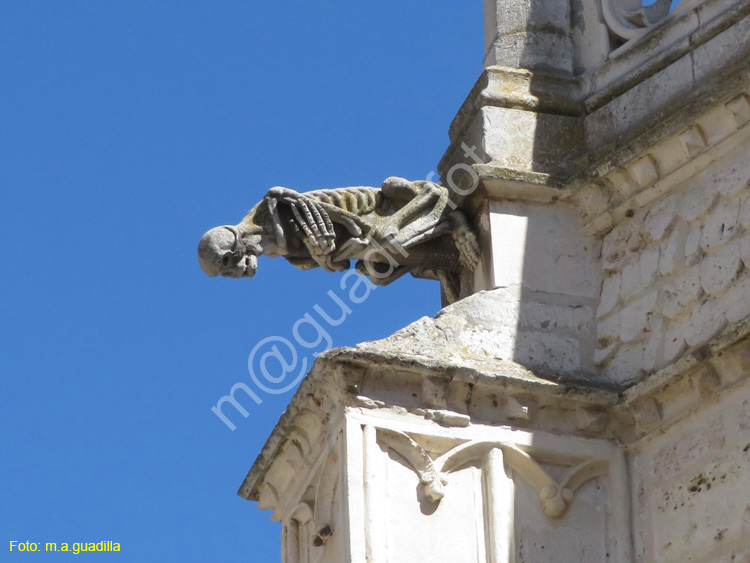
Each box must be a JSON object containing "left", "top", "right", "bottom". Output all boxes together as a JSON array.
[
  {"left": 440, "top": 2, "right": 750, "bottom": 184},
  {"left": 261, "top": 406, "right": 631, "bottom": 562},
  {"left": 570, "top": 88, "right": 750, "bottom": 236},
  {"left": 448, "top": 81, "right": 750, "bottom": 229},
  {"left": 602, "top": 0, "right": 677, "bottom": 44},
  {"left": 239, "top": 310, "right": 750, "bottom": 506},
  {"left": 377, "top": 427, "right": 609, "bottom": 519}
]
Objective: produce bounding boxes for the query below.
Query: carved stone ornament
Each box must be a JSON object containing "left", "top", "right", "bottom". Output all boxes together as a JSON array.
[
  {"left": 603, "top": 0, "right": 678, "bottom": 42},
  {"left": 378, "top": 428, "right": 609, "bottom": 519},
  {"left": 198, "top": 177, "right": 480, "bottom": 302}
]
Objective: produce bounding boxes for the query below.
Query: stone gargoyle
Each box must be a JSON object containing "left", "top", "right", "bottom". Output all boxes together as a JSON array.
[{"left": 198, "top": 177, "right": 480, "bottom": 302}]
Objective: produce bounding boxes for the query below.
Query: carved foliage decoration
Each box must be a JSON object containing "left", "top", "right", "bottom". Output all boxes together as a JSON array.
[{"left": 378, "top": 428, "right": 609, "bottom": 519}]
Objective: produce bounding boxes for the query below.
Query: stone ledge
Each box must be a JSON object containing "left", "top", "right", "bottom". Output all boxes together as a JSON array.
[
  {"left": 239, "top": 315, "right": 750, "bottom": 505},
  {"left": 620, "top": 316, "right": 750, "bottom": 442},
  {"left": 440, "top": 5, "right": 750, "bottom": 192},
  {"left": 590, "top": 0, "right": 750, "bottom": 112},
  {"left": 569, "top": 83, "right": 750, "bottom": 235}
]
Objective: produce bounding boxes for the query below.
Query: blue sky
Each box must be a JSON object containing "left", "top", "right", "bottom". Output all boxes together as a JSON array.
[{"left": 0, "top": 2, "right": 481, "bottom": 560}]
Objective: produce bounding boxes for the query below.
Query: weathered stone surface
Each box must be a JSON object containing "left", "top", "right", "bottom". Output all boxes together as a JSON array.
[
  {"left": 679, "top": 177, "right": 718, "bottom": 222},
  {"left": 631, "top": 377, "right": 750, "bottom": 563},
  {"left": 356, "top": 287, "right": 596, "bottom": 379},
  {"left": 619, "top": 291, "right": 658, "bottom": 343},
  {"left": 700, "top": 239, "right": 741, "bottom": 295},
  {"left": 597, "top": 272, "right": 621, "bottom": 318},
  {"left": 481, "top": 106, "right": 583, "bottom": 176},
  {"left": 198, "top": 178, "right": 481, "bottom": 303},
  {"left": 658, "top": 219, "right": 687, "bottom": 276},
  {"left": 700, "top": 196, "right": 740, "bottom": 251},
  {"left": 685, "top": 298, "right": 726, "bottom": 348},
  {"left": 661, "top": 265, "right": 702, "bottom": 320},
  {"left": 643, "top": 194, "right": 676, "bottom": 243},
  {"left": 232, "top": 3, "right": 750, "bottom": 563},
  {"left": 620, "top": 246, "right": 659, "bottom": 302}
]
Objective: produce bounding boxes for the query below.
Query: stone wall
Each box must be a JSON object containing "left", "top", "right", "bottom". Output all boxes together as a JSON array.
[
  {"left": 467, "top": 200, "right": 601, "bottom": 380},
  {"left": 630, "top": 375, "right": 750, "bottom": 562},
  {"left": 596, "top": 142, "right": 750, "bottom": 385}
]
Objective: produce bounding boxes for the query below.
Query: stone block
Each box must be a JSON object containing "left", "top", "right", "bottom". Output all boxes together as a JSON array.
[
  {"left": 633, "top": 397, "right": 663, "bottom": 433},
  {"left": 716, "top": 272, "right": 750, "bottom": 324},
  {"left": 726, "top": 93, "right": 750, "bottom": 126},
  {"left": 604, "top": 342, "right": 644, "bottom": 385},
  {"left": 692, "top": 11, "right": 750, "bottom": 89},
  {"left": 489, "top": 201, "right": 600, "bottom": 298},
  {"left": 658, "top": 219, "right": 687, "bottom": 276},
  {"left": 601, "top": 209, "right": 648, "bottom": 271},
  {"left": 590, "top": 56, "right": 694, "bottom": 151},
  {"left": 700, "top": 239, "right": 741, "bottom": 296},
  {"left": 628, "top": 155, "right": 660, "bottom": 188},
  {"left": 642, "top": 318, "right": 662, "bottom": 373},
  {"left": 685, "top": 298, "right": 726, "bottom": 348},
  {"left": 642, "top": 194, "right": 676, "bottom": 243},
  {"left": 603, "top": 167, "right": 640, "bottom": 208},
  {"left": 713, "top": 147, "right": 750, "bottom": 197},
  {"left": 485, "top": 0, "right": 570, "bottom": 37},
  {"left": 488, "top": 210, "right": 528, "bottom": 288},
  {"left": 571, "top": 185, "right": 609, "bottom": 221},
  {"left": 663, "top": 319, "right": 687, "bottom": 365},
  {"left": 518, "top": 301, "right": 593, "bottom": 336},
  {"left": 694, "top": 105, "right": 737, "bottom": 148},
  {"left": 679, "top": 179, "right": 717, "bottom": 222},
  {"left": 621, "top": 246, "right": 659, "bottom": 302},
  {"left": 482, "top": 106, "right": 583, "bottom": 175},
  {"left": 700, "top": 196, "right": 740, "bottom": 251},
  {"left": 651, "top": 414, "right": 723, "bottom": 482},
  {"left": 678, "top": 125, "right": 708, "bottom": 157},
  {"left": 485, "top": 33, "right": 574, "bottom": 74},
  {"left": 620, "top": 290, "right": 658, "bottom": 343},
  {"left": 597, "top": 272, "right": 621, "bottom": 318},
  {"left": 690, "top": 365, "right": 722, "bottom": 399},
  {"left": 685, "top": 222, "right": 703, "bottom": 266},
  {"left": 739, "top": 190, "right": 750, "bottom": 229},
  {"left": 596, "top": 313, "right": 620, "bottom": 346},
  {"left": 661, "top": 265, "right": 701, "bottom": 320},
  {"left": 716, "top": 549, "right": 750, "bottom": 563},
  {"left": 515, "top": 330, "right": 581, "bottom": 373},
  {"left": 740, "top": 231, "right": 750, "bottom": 270},
  {"left": 594, "top": 340, "right": 620, "bottom": 367}
]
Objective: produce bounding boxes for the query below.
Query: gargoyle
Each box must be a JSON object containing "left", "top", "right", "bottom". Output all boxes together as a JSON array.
[{"left": 198, "top": 177, "right": 480, "bottom": 302}]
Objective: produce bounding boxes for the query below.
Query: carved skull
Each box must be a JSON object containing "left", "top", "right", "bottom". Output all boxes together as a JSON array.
[{"left": 198, "top": 226, "right": 258, "bottom": 278}]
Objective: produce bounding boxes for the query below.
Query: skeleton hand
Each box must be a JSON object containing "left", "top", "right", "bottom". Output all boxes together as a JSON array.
[{"left": 265, "top": 187, "right": 337, "bottom": 254}]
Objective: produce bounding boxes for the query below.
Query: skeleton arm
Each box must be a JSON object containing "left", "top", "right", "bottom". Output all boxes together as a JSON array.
[{"left": 264, "top": 187, "right": 337, "bottom": 254}]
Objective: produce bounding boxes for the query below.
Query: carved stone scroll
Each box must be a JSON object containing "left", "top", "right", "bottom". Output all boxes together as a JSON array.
[
  {"left": 603, "top": 0, "right": 676, "bottom": 42},
  {"left": 377, "top": 428, "right": 609, "bottom": 519}
]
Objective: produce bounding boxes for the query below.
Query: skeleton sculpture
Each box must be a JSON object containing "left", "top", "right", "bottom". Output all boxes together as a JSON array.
[{"left": 198, "top": 177, "right": 480, "bottom": 303}]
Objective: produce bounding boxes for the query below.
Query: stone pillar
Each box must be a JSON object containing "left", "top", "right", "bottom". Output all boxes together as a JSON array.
[
  {"left": 240, "top": 354, "right": 633, "bottom": 563},
  {"left": 483, "top": 0, "right": 574, "bottom": 73},
  {"left": 441, "top": 0, "right": 597, "bottom": 182},
  {"left": 437, "top": 0, "right": 606, "bottom": 380}
]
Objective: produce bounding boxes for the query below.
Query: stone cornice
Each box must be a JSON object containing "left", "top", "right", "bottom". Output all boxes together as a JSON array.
[
  {"left": 591, "top": 0, "right": 750, "bottom": 111},
  {"left": 440, "top": 3, "right": 750, "bottom": 186},
  {"left": 452, "top": 80, "right": 749, "bottom": 230},
  {"left": 570, "top": 85, "right": 750, "bottom": 235},
  {"left": 239, "top": 314, "right": 750, "bottom": 505},
  {"left": 620, "top": 316, "right": 750, "bottom": 445}
]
